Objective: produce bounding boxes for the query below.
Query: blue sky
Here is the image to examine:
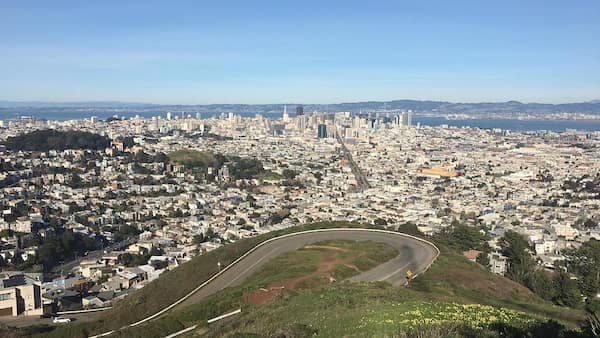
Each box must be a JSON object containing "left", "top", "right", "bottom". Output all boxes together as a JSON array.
[{"left": 1, "top": 0, "right": 599, "bottom": 104}]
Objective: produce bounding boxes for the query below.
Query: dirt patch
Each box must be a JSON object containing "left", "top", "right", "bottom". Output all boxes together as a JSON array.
[
  {"left": 243, "top": 287, "right": 285, "bottom": 306},
  {"left": 319, "top": 252, "right": 342, "bottom": 272},
  {"left": 244, "top": 248, "right": 354, "bottom": 306},
  {"left": 269, "top": 252, "right": 342, "bottom": 290},
  {"left": 303, "top": 245, "right": 348, "bottom": 252},
  {"left": 343, "top": 263, "right": 360, "bottom": 272}
]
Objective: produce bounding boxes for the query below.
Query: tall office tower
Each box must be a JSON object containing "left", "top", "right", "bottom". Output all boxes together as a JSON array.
[
  {"left": 400, "top": 112, "right": 407, "bottom": 126},
  {"left": 181, "top": 111, "right": 186, "bottom": 119},
  {"left": 317, "top": 124, "right": 327, "bottom": 138},
  {"left": 407, "top": 110, "right": 413, "bottom": 127},
  {"left": 298, "top": 115, "right": 307, "bottom": 132},
  {"left": 283, "top": 105, "right": 289, "bottom": 121},
  {"left": 296, "top": 105, "right": 304, "bottom": 116},
  {"left": 166, "top": 111, "right": 172, "bottom": 120},
  {"left": 196, "top": 112, "right": 201, "bottom": 120}
]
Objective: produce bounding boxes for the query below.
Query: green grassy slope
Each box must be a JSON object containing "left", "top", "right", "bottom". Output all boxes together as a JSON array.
[
  {"left": 187, "top": 248, "right": 586, "bottom": 337},
  {"left": 108, "top": 242, "right": 586, "bottom": 338},
  {"left": 28, "top": 222, "right": 587, "bottom": 338}
]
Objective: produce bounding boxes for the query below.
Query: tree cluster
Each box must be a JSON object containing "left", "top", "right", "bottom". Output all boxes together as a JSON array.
[
  {"left": 3, "top": 129, "right": 111, "bottom": 151},
  {"left": 7, "top": 229, "right": 99, "bottom": 272},
  {"left": 500, "top": 230, "right": 595, "bottom": 308}
]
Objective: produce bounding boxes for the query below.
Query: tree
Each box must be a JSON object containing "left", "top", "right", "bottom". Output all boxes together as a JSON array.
[
  {"left": 36, "top": 236, "right": 62, "bottom": 270},
  {"left": 583, "top": 219, "right": 598, "bottom": 228},
  {"left": 374, "top": 218, "right": 388, "bottom": 226},
  {"left": 499, "top": 230, "right": 536, "bottom": 284},
  {"left": 396, "top": 223, "right": 424, "bottom": 237},
  {"left": 205, "top": 226, "right": 215, "bottom": 239},
  {"left": 313, "top": 172, "right": 323, "bottom": 184},
  {"left": 118, "top": 253, "right": 147, "bottom": 267},
  {"left": 436, "top": 224, "right": 489, "bottom": 252},
  {"left": 527, "top": 270, "right": 556, "bottom": 301},
  {"left": 172, "top": 209, "right": 184, "bottom": 218},
  {"left": 0, "top": 229, "right": 14, "bottom": 238},
  {"left": 282, "top": 169, "right": 298, "bottom": 180},
  {"left": 3, "top": 129, "right": 110, "bottom": 151},
  {"left": 151, "top": 260, "right": 168, "bottom": 270},
  {"left": 68, "top": 174, "right": 84, "bottom": 189},
  {"left": 119, "top": 253, "right": 133, "bottom": 267},
  {"left": 552, "top": 268, "right": 582, "bottom": 308},
  {"left": 114, "top": 224, "right": 140, "bottom": 242},
  {"left": 476, "top": 242, "right": 492, "bottom": 268},
  {"left": 192, "top": 234, "right": 205, "bottom": 244},
  {"left": 585, "top": 299, "right": 600, "bottom": 336},
  {"left": 564, "top": 239, "right": 600, "bottom": 297}
]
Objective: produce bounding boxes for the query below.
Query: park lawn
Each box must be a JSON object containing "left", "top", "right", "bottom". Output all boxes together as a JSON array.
[{"left": 168, "top": 149, "right": 217, "bottom": 168}]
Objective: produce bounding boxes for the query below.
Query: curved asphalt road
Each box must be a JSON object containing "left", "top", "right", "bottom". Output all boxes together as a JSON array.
[
  {"left": 174, "top": 228, "right": 439, "bottom": 311},
  {"left": 88, "top": 228, "right": 439, "bottom": 337}
]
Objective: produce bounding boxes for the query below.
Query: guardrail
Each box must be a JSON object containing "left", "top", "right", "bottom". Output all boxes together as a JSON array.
[
  {"left": 57, "top": 307, "right": 112, "bottom": 315},
  {"left": 161, "top": 309, "right": 241, "bottom": 338},
  {"left": 89, "top": 227, "right": 440, "bottom": 338},
  {"left": 206, "top": 308, "right": 242, "bottom": 324},
  {"left": 163, "top": 325, "right": 197, "bottom": 338}
]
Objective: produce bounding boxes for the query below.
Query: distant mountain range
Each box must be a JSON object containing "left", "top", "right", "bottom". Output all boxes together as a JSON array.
[
  {"left": 0, "top": 101, "right": 157, "bottom": 108},
  {"left": 1, "top": 99, "right": 600, "bottom": 115}
]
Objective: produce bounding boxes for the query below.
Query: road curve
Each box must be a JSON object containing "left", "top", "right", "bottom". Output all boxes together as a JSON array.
[
  {"left": 175, "top": 228, "right": 438, "bottom": 310},
  {"left": 90, "top": 228, "right": 439, "bottom": 337}
]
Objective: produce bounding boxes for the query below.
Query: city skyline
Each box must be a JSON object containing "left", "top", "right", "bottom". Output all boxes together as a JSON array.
[
  {"left": 2, "top": 2, "right": 600, "bottom": 335},
  {"left": 2, "top": 1, "right": 599, "bottom": 104}
]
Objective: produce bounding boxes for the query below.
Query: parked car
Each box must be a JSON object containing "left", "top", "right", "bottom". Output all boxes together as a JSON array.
[{"left": 53, "top": 317, "right": 71, "bottom": 324}]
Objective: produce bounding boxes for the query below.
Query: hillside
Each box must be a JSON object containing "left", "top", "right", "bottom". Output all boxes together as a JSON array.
[
  {"left": 2, "top": 130, "right": 111, "bottom": 152},
  {"left": 165, "top": 246, "right": 585, "bottom": 337},
  {"left": 168, "top": 150, "right": 221, "bottom": 168},
  {"left": 14, "top": 222, "right": 587, "bottom": 338}
]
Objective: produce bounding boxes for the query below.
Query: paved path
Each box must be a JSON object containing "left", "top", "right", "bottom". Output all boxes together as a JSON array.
[{"left": 173, "top": 228, "right": 438, "bottom": 311}]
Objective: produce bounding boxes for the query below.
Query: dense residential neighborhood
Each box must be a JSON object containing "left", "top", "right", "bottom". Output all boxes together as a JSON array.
[{"left": 0, "top": 111, "right": 599, "bottom": 317}]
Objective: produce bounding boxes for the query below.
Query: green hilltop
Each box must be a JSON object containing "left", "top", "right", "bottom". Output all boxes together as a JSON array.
[
  {"left": 13, "top": 222, "right": 592, "bottom": 338},
  {"left": 3, "top": 129, "right": 111, "bottom": 152}
]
